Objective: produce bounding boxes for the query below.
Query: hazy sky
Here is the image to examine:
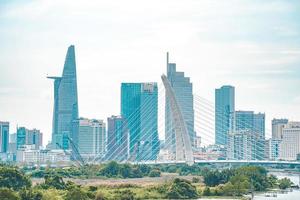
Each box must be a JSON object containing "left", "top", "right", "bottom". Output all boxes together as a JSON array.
[{"left": 1, "top": 0, "right": 300, "bottom": 145}]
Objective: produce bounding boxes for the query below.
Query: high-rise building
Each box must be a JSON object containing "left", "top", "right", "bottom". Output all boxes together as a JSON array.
[
  {"left": 0, "top": 121, "right": 9, "bottom": 153},
  {"left": 121, "top": 82, "right": 159, "bottom": 161},
  {"left": 265, "top": 139, "right": 281, "bottom": 160},
  {"left": 48, "top": 45, "right": 79, "bottom": 149},
  {"left": 215, "top": 86, "right": 235, "bottom": 145},
  {"left": 165, "top": 53, "right": 196, "bottom": 153},
  {"left": 73, "top": 118, "right": 106, "bottom": 159},
  {"left": 17, "top": 127, "right": 26, "bottom": 150},
  {"left": 227, "top": 130, "right": 265, "bottom": 160},
  {"left": 106, "top": 115, "right": 129, "bottom": 161},
  {"left": 279, "top": 122, "right": 300, "bottom": 161},
  {"left": 236, "top": 111, "right": 265, "bottom": 137},
  {"left": 272, "top": 118, "right": 288, "bottom": 139},
  {"left": 16, "top": 127, "right": 43, "bottom": 150}
]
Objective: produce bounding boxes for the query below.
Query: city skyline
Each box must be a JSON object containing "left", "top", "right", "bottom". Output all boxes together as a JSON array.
[{"left": 1, "top": 0, "right": 300, "bottom": 144}]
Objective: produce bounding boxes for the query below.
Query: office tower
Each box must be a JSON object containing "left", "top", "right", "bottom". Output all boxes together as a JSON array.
[
  {"left": 0, "top": 121, "right": 9, "bottom": 153},
  {"left": 165, "top": 53, "right": 196, "bottom": 154},
  {"left": 17, "top": 127, "right": 26, "bottom": 150},
  {"left": 265, "top": 139, "right": 281, "bottom": 160},
  {"left": 121, "top": 82, "right": 159, "bottom": 161},
  {"left": 236, "top": 111, "right": 265, "bottom": 137},
  {"left": 16, "top": 127, "right": 43, "bottom": 150},
  {"left": 253, "top": 113, "right": 265, "bottom": 138},
  {"left": 215, "top": 85, "right": 235, "bottom": 145},
  {"left": 279, "top": 122, "right": 300, "bottom": 160},
  {"left": 106, "top": 115, "right": 129, "bottom": 161},
  {"left": 272, "top": 118, "right": 288, "bottom": 139},
  {"left": 227, "top": 130, "right": 265, "bottom": 160},
  {"left": 73, "top": 118, "right": 106, "bottom": 159},
  {"left": 48, "top": 45, "right": 79, "bottom": 149},
  {"left": 27, "top": 129, "right": 43, "bottom": 149}
]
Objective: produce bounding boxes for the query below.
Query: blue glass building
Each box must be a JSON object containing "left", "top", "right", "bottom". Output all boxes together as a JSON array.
[
  {"left": 165, "top": 53, "right": 196, "bottom": 153},
  {"left": 106, "top": 115, "right": 129, "bottom": 161},
  {"left": 121, "top": 83, "right": 159, "bottom": 161},
  {"left": 48, "top": 45, "right": 79, "bottom": 149},
  {"left": 236, "top": 111, "right": 265, "bottom": 137},
  {"left": 215, "top": 85, "right": 235, "bottom": 145},
  {"left": 16, "top": 127, "right": 26, "bottom": 150},
  {"left": 0, "top": 121, "right": 9, "bottom": 153}
]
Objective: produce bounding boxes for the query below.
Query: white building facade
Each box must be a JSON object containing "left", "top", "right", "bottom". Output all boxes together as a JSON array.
[{"left": 279, "top": 122, "right": 300, "bottom": 161}]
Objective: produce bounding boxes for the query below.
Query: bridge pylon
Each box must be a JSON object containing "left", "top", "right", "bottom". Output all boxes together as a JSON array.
[{"left": 161, "top": 74, "right": 194, "bottom": 165}]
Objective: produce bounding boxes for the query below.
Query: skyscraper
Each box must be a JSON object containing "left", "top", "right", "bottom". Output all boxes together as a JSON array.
[
  {"left": 16, "top": 127, "right": 43, "bottom": 150},
  {"left": 215, "top": 85, "right": 235, "bottom": 145},
  {"left": 73, "top": 118, "right": 106, "bottom": 159},
  {"left": 165, "top": 53, "right": 195, "bottom": 154},
  {"left": 48, "top": 45, "right": 79, "bottom": 149},
  {"left": 0, "top": 121, "right": 9, "bottom": 153},
  {"left": 272, "top": 118, "right": 288, "bottom": 139},
  {"left": 121, "top": 82, "right": 159, "bottom": 161},
  {"left": 106, "top": 115, "right": 129, "bottom": 161},
  {"left": 236, "top": 111, "right": 265, "bottom": 137}
]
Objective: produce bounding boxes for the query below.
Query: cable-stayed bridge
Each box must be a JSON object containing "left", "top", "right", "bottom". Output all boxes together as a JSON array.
[{"left": 80, "top": 75, "right": 300, "bottom": 167}]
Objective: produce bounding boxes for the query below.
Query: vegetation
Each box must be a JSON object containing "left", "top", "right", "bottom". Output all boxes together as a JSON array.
[
  {"left": 278, "top": 177, "right": 293, "bottom": 190},
  {"left": 0, "top": 164, "right": 295, "bottom": 199}
]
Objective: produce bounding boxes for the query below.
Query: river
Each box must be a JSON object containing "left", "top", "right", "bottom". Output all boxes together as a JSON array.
[
  {"left": 199, "top": 172, "right": 300, "bottom": 200},
  {"left": 253, "top": 172, "right": 300, "bottom": 200}
]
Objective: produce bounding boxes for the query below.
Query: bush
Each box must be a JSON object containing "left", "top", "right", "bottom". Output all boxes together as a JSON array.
[
  {"left": 278, "top": 178, "right": 293, "bottom": 190},
  {"left": 148, "top": 169, "right": 161, "bottom": 177},
  {"left": 0, "top": 188, "right": 20, "bottom": 200},
  {"left": 167, "top": 178, "right": 198, "bottom": 199},
  {"left": 65, "top": 187, "right": 89, "bottom": 200},
  {"left": 115, "top": 189, "right": 135, "bottom": 200}
]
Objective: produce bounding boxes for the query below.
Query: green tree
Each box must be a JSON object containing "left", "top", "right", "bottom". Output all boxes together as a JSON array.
[
  {"left": 42, "top": 174, "right": 66, "bottom": 190},
  {"left": 98, "top": 161, "right": 120, "bottom": 177},
  {"left": 267, "top": 174, "right": 278, "bottom": 188},
  {"left": 0, "top": 166, "right": 31, "bottom": 190},
  {"left": 202, "top": 187, "right": 211, "bottom": 196},
  {"left": 278, "top": 178, "right": 293, "bottom": 190},
  {"left": 19, "top": 188, "right": 43, "bottom": 200},
  {"left": 148, "top": 169, "right": 161, "bottom": 177},
  {"left": 167, "top": 178, "right": 198, "bottom": 199},
  {"left": 0, "top": 188, "right": 20, "bottom": 200},
  {"left": 119, "top": 164, "right": 133, "bottom": 178}
]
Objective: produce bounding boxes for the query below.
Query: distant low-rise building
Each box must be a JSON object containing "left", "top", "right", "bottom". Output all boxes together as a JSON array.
[
  {"left": 16, "top": 145, "right": 71, "bottom": 164},
  {"left": 279, "top": 122, "right": 300, "bottom": 161}
]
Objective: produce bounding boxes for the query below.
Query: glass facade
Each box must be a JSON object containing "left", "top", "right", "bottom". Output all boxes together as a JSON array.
[
  {"left": 106, "top": 115, "right": 129, "bottom": 161},
  {"left": 121, "top": 82, "right": 159, "bottom": 161},
  {"left": 74, "top": 118, "right": 106, "bottom": 159},
  {"left": 215, "top": 85, "right": 235, "bottom": 145},
  {"left": 236, "top": 111, "right": 265, "bottom": 137},
  {"left": 48, "top": 45, "right": 78, "bottom": 149},
  {"left": 0, "top": 121, "right": 9, "bottom": 153},
  {"left": 165, "top": 53, "right": 196, "bottom": 153}
]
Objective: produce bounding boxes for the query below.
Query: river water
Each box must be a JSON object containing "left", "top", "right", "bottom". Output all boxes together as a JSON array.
[
  {"left": 253, "top": 172, "right": 300, "bottom": 200},
  {"left": 199, "top": 172, "right": 300, "bottom": 200}
]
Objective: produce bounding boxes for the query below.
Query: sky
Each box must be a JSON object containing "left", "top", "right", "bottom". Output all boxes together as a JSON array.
[{"left": 0, "top": 0, "right": 300, "bottom": 146}]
